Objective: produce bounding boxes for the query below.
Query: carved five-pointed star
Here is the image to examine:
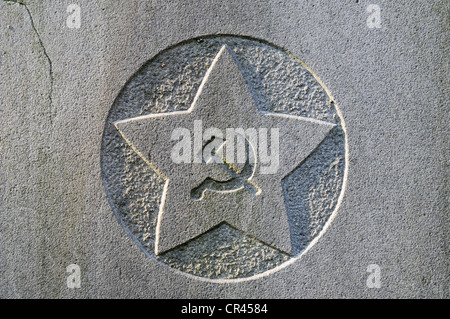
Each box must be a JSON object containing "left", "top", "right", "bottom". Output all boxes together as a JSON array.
[{"left": 115, "top": 45, "right": 336, "bottom": 255}]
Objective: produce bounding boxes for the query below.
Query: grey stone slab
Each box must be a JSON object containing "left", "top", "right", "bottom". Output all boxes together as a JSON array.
[{"left": 0, "top": 0, "right": 448, "bottom": 298}]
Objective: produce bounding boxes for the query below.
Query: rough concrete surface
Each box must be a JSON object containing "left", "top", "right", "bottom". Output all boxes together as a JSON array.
[{"left": 0, "top": 0, "right": 448, "bottom": 298}]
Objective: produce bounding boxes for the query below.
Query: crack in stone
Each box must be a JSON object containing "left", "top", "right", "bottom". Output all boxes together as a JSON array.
[{"left": 4, "top": 0, "right": 55, "bottom": 123}]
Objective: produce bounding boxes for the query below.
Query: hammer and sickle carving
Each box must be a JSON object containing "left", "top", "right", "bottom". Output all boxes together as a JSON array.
[{"left": 191, "top": 134, "right": 260, "bottom": 201}]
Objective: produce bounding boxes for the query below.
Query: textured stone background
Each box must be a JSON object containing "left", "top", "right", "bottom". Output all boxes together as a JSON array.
[{"left": 0, "top": 0, "right": 448, "bottom": 298}]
